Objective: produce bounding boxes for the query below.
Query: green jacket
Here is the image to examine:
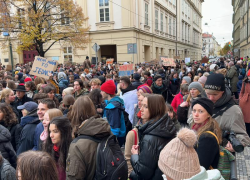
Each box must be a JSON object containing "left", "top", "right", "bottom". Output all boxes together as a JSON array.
[
  {"left": 226, "top": 66, "right": 238, "bottom": 92},
  {"left": 74, "top": 88, "right": 89, "bottom": 99}
]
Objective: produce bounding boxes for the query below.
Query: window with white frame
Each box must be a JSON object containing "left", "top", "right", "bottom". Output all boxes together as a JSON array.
[
  {"left": 64, "top": 47, "right": 73, "bottom": 62},
  {"left": 161, "top": 13, "right": 163, "bottom": 31},
  {"left": 169, "top": 17, "right": 172, "bottom": 35},
  {"left": 165, "top": 16, "right": 168, "bottom": 34},
  {"left": 185, "top": 24, "right": 187, "bottom": 41},
  {"left": 155, "top": 10, "right": 159, "bottom": 30},
  {"left": 145, "top": 3, "right": 149, "bottom": 26},
  {"left": 188, "top": 26, "right": 190, "bottom": 42},
  {"left": 99, "top": 0, "right": 109, "bottom": 22},
  {"left": 182, "top": 23, "right": 184, "bottom": 40}
]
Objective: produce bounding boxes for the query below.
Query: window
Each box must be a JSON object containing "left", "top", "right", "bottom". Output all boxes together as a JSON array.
[
  {"left": 165, "top": 16, "right": 168, "bottom": 34},
  {"left": 155, "top": 10, "right": 159, "bottom": 30},
  {"left": 173, "top": 0, "right": 176, "bottom": 6},
  {"left": 64, "top": 47, "right": 73, "bottom": 62},
  {"left": 160, "top": 13, "right": 163, "bottom": 31},
  {"left": 182, "top": 0, "right": 184, "bottom": 12},
  {"left": 99, "top": 0, "right": 109, "bottom": 22},
  {"left": 4, "top": 59, "right": 9, "bottom": 63},
  {"left": 145, "top": 3, "right": 149, "bottom": 26},
  {"left": 182, "top": 23, "right": 184, "bottom": 39},
  {"left": 188, "top": 26, "right": 190, "bottom": 42},
  {"left": 17, "top": 8, "right": 25, "bottom": 29},
  {"left": 169, "top": 17, "right": 172, "bottom": 35},
  {"left": 61, "top": 8, "right": 70, "bottom": 25}
]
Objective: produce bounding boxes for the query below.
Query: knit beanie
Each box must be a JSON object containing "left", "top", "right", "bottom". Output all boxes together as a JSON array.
[
  {"left": 158, "top": 128, "right": 200, "bottom": 180},
  {"left": 198, "top": 76, "right": 207, "bottom": 85},
  {"left": 209, "top": 64, "right": 218, "bottom": 71},
  {"left": 100, "top": 80, "right": 116, "bottom": 95},
  {"left": 24, "top": 77, "right": 32, "bottom": 82},
  {"left": 154, "top": 74, "right": 162, "bottom": 82},
  {"left": 192, "top": 97, "right": 214, "bottom": 116},
  {"left": 188, "top": 82, "right": 203, "bottom": 93},
  {"left": 205, "top": 73, "right": 225, "bottom": 91},
  {"left": 183, "top": 76, "right": 191, "bottom": 84},
  {"left": 137, "top": 84, "right": 153, "bottom": 94}
]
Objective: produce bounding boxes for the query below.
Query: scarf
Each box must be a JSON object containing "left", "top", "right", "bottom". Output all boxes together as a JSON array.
[
  {"left": 40, "top": 130, "right": 48, "bottom": 141},
  {"left": 153, "top": 83, "right": 163, "bottom": 90},
  {"left": 137, "top": 110, "right": 141, "bottom": 119},
  {"left": 53, "top": 144, "right": 60, "bottom": 152},
  {"left": 191, "top": 118, "right": 209, "bottom": 132}
]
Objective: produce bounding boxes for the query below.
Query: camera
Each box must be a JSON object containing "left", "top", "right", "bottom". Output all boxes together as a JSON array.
[{"left": 222, "top": 130, "right": 244, "bottom": 153}]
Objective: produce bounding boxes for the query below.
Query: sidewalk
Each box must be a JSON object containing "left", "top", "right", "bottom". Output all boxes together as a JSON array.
[{"left": 236, "top": 146, "right": 250, "bottom": 180}]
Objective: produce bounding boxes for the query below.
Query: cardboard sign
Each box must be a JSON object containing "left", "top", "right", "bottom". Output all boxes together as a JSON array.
[
  {"left": 160, "top": 57, "right": 176, "bottom": 67},
  {"left": 6, "top": 65, "right": 12, "bottom": 71},
  {"left": 106, "top": 58, "right": 114, "bottom": 65},
  {"left": 30, "top": 56, "right": 58, "bottom": 79},
  {"left": 185, "top": 57, "right": 191, "bottom": 64},
  {"left": 119, "top": 64, "right": 134, "bottom": 77},
  {"left": 201, "top": 57, "right": 209, "bottom": 63}
]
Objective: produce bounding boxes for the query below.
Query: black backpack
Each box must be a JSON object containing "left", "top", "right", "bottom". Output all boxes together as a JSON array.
[{"left": 75, "top": 134, "right": 128, "bottom": 180}]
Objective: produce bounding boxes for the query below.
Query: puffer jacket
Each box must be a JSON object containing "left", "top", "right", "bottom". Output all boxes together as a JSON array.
[
  {"left": 130, "top": 113, "right": 176, "bottom": 180},
  {"left": 0, "top": 158, "right": 16, "bottom": 180},
  {"left": 0, "top": 125, "right": 16, "bottom": 168},
  {"left": 213, "top": 87, "right": 250, "bottom": 146},
  {"left": 66, "top": 116, "right": 111, "bottom": 180}
]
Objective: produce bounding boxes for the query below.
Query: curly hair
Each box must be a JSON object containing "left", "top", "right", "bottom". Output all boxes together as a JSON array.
[
  {"left": 25, "top": 81, "right": 36, "bottom": 91},
  {"left": 0, "top": 103, "right": 18, "bottom": 126}
]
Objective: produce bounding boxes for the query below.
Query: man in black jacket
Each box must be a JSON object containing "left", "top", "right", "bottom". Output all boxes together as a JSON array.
[
  {"left": 132, "top": 73, "right": 142, "bottom": 89},
  {"left": 13, "top": 84, "right": 33, "bottom": 120}
]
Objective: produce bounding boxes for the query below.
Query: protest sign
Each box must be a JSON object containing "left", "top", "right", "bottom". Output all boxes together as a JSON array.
[
  {"left": 6, "top": 65, "right": 12, "bottom": 71},
  {"left": 106, "top": 58, "right": 114, "bottom": 65},
  {"left": 30, "top": 56, "right": 58, "bottom": 79},
  {"left": 160, "top": 57, "right": 176, "bottom": 67},
  {"left": 119, "top": 64, "right": 134, "bottom": 77},
  {"left": 185, "top": 57, "right": 191, "bottom": 64}
]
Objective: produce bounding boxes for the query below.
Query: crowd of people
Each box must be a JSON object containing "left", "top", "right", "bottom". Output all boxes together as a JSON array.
[{"left": 0, "top": 56, "right": 248, "bottom": 180}]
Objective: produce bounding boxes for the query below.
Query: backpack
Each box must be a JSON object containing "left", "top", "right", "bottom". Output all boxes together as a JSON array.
[
  {"left": 74, "top": 134, "right": 128, "bottom": 180},
  {"left": 205, "top": 131, "right": 235, "bottom": 180}
]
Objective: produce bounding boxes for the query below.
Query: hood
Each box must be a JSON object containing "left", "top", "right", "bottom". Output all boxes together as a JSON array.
[
  {"left": 77, "top": 116, "right": 111, "bottom": 139},
  {"left": 27, "top": 109, "right": 38, "bottom": 117},
  {"left": 140, "top": 113, "right": 176, "bottom": 139},
  {"left": 238, "top": 75, "right": 243, "bottom": 80},
  {"left": 109, "top": 96, "right": 124, "bottom": 106},
  {"left": 121, "top": 84, "right": 137, "bottom": 95},
  {"left": 0, "top": 125, "right": 11, "bottom": 142},
  {"left": 184, "top": 166, "right": 223, "bottom": 180},
  {"left": 214, "top": 87, "right": 233, "bottom": 108}
]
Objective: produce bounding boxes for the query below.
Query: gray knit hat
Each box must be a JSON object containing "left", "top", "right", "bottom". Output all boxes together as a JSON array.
[
  {"left": 183, "top": 76, "right": 191, "bottom": 84},
  {"left": 188, "top": 82, "right": 203, "bottom": 93}
]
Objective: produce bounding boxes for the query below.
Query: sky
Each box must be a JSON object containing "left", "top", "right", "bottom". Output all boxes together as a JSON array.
[{"left": 202, "top": 0, "right": 234, "bottom": 47}]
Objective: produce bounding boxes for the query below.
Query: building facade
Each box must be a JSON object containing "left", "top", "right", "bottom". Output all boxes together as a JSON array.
[
  {"left": 202, "top": 32, "right": 221, "bottom": 57},
  {"left": 0, "top": 0, "right": 203, "bottom": 65},
  {"left": 232, "top": 0, "right": 250, "bottom": 57}
]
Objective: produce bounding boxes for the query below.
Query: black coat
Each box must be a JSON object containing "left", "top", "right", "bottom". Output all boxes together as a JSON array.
[
  {"left": 6, "top": 124, "right": 22, "bottom": 152},
  {"left": 168, "top": 79, "right": 180, "bottom": 103},
  {"left": 0, "top": 125, "right": 16, "bottom": 168},
  {"left": 17, "top": 110, "right": 39, "bottom": 156},
  {"left": 130, "top": 114, "right": 176, "bottom": 180},
  {"left": 132, "top": 81, "right": 143, "bottom": 89},
  {"left": 151, "top": 83, "right": 168, "bottom": 102}
]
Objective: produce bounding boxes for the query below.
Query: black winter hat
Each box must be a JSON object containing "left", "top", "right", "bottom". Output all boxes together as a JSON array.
[
  {"left": 204, "top": 73, "right": 225, "bottom": 91},
  {"left": 133, "top": 73, "right": 141, "bottom": 81},
  {"left": 154, "top": 74, "right": 162, "bottom": 82},
  {"left": 192, "top": 97, "right": 214, "bottom": 116}
]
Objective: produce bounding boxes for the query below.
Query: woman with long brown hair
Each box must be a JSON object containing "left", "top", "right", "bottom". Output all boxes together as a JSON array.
[
  {"left": 17, "top": 151, "right": 58, "bottom": 180},
  {"left": 191, "top": 97, "right": 222, "bottom": 170},
  {"left": 0, "top": 103, "right": 21, "bottom": 151},
  {"left": 130, "top": 94, "right": 176, "bottom": 180}
]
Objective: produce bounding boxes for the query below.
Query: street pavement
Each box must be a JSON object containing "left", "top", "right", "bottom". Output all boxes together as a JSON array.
[{"left": 236, "top": 146, "right": 250, "bottom": 180}]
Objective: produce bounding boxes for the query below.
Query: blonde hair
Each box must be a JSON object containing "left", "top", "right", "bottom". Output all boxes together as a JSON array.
[
  {"left": 0, "top": 89, "right": 13, "bottom": 101},
  {"left": 193, "top": 76, "right": 200, "bottom": 82},
  {"left": 62, "top": 87, "right": 74, "bottom": 96},
  {"left": 89, "top": 78, "right": 101, "bottom": 86},
  {"left": 45, "top": 108, "right": 63, "bottom": 121}
]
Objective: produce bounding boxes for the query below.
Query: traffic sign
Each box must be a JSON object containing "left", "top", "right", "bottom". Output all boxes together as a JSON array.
[
  {"left": 127, "top": 43, "right": 137, "bottom": 54},
  {"left": 92, "top": 43, "right": 100, "bottom": 53}
]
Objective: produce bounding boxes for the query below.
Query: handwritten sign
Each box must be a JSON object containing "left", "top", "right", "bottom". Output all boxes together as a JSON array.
[
  {"left": 30, "top": 56, "right": 58, "bottom": 79},
  {"left": 106, "top": 58, "right": 114, "bottom": 65},
  {"left": 160, "top": 57, "right": 176, "bottom": 67},
  {"left": 119, "top": 64, "right": 134, "bottom": 77}
]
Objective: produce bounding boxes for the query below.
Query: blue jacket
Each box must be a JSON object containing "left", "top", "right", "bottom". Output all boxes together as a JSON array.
[
  {"left": 237, "top": 75, "right": 243, "bottom": 94},
  {"left": 58, "top": 79, "right": 69, "bottom": 89},
  {"left": 33, "top": 122, "right": 44, "bottom": 151},
  {"left": 17, "top": 110, "right": 39, "bottom": 156},
  {"left": 103, "top": 96, "right": 126, "bottom": 137}
]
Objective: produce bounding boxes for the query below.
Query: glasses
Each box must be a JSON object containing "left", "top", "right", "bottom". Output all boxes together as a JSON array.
[{"left": 192, "top": 109, "right": 204, "bottom": 114}]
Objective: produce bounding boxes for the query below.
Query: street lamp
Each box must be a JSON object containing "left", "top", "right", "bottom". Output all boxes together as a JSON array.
[{"left": 3, "top": 32, "right": 14, "bottom": 77}]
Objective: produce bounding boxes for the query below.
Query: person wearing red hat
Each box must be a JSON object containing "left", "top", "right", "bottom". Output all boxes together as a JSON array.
[
  {"left": 101, "top": 80, "right": 126, "bottom": 147},
  {"left": 24, "top": 77, "right": 32, "bottom": 83}
]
